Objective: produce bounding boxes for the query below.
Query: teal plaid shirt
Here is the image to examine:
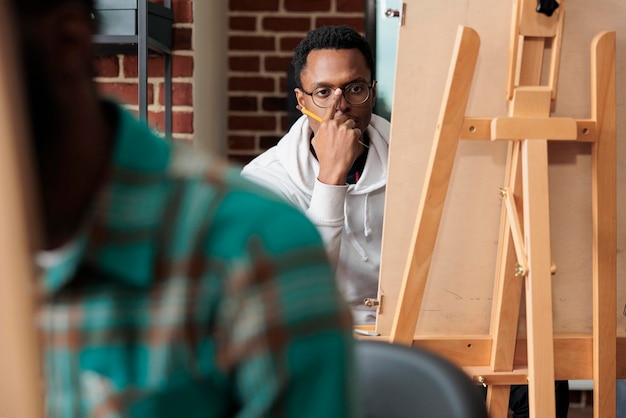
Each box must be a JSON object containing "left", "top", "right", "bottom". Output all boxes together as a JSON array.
[{"left": 37, "top": 104, "right": 356, "bottom": 418}]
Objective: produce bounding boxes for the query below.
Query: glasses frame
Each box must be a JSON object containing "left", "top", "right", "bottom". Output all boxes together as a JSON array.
[{"left": 300, "top": 80, "right": 377, "bottom": 109}]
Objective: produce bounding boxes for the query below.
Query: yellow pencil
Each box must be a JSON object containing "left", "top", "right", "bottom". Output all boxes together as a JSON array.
[
  {"left": 298, "top": 105, "right": 369, "bottom": 148},
  {"left": 298, "top": 106, "right": 323, "bottom": 122}
]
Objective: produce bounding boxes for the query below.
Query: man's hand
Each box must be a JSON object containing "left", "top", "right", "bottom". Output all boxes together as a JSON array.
[{"left": 311, "top": 88, "right": 364, "bottom": 185}]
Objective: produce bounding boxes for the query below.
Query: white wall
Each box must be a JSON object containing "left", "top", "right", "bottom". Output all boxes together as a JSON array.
[{"left": 192, "top": 1, "right": 228, "bottom": 155}]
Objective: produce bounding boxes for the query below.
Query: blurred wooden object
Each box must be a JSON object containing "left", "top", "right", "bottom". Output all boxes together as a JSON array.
[{"left": 0, "top": 0, "right": 45, "bottom": 416}]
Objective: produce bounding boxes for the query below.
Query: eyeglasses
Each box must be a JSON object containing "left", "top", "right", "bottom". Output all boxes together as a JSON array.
[{"left": 300, "top": 81, "right": 376, "bottom": 108}]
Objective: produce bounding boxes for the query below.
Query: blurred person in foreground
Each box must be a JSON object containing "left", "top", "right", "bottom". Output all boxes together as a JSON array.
[
  {"left": 242, "top": 25, "right": 390, "bottom": 325},
  {"left": 8, "top": 0, "right": 356, "bottom": 416}
]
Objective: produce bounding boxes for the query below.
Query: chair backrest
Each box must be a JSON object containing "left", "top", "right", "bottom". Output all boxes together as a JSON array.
[{"left": 356, "top": 340, "right": 489, "bottom": 418}]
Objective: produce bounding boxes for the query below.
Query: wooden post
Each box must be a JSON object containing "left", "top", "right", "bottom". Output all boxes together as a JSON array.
[
  {"left": 0, "top": 0, "right": 45, "bottom": 416},
  {"left": 590, "top": 31, "right": 617, "bottom": 418}
]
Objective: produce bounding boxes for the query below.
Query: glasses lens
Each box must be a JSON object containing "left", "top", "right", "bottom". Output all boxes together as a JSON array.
[
  {"left": 311, "top": 87, "right": 334, "bottom": 108},
  {"left": 310, "top": 83, "right": 371, "bottom": 108},
  {"left": 344, "top": 82, "right": 370, "bottom": 105}
]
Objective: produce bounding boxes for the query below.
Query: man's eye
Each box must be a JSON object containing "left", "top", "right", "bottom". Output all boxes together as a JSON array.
[
  {"left": 314, "top": 88, "right": 331, "bottom": 98},
  {"left": 347, "top": 84, "right": 365, "bottom": 94}
]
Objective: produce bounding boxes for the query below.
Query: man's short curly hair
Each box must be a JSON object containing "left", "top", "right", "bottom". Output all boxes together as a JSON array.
[{"left": 292, "top": 25, "right": 374, "bottom": 89}]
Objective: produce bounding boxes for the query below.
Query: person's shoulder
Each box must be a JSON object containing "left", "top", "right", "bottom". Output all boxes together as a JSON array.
[
  {"left": 370, "top": 113, "right": 391, "bottom": 130},
  {"left": 107, "top": 100, "right": 173, "bottom": 172},
  {"left": 169, "top": 143, "right": 285, "bottom": 202},
  {"left": 169, "top": 145, "right": 324, "bottom": 253},
  {"left": 241, "top": 144, "right": 281, "bottom": 172}
]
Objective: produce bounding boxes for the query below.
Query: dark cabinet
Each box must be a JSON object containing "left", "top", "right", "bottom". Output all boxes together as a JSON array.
[{"left": 92, "top": 0, "right": 173, "bottom": 136}]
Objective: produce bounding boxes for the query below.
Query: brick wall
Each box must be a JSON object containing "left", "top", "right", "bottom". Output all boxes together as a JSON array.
[
  {"left": 93, "top": 0, "right": 195, "bottom": 142},
  {"left": 227, "top": 0, "right": 366, "bottom": 165},
  {"left": 92, "top": 0, "right": 366, "bottom": 161}
]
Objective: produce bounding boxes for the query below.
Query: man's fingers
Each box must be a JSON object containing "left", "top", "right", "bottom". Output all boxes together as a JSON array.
[{"left": 322, "top": 88, "right": 342, "bottom": 121}]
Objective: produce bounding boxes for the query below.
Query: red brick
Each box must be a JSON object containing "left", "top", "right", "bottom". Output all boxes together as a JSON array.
[
  {"left": 284, "top": 0, "right": 331, "bottom": 12},
  {"left": 279, "top": 76, "right": 289, "bottom": 92},
  {"left": 123, "top": 56, "right": 166, "bottom": 78},
  {"left": 93, "top": 56, "right": 120, "bottom": 77},
  {"left": 148, "top": 111, "right": 164, "bottom": 132},
  {"left": 173, "top": 55, "right": 194, "bottom": 78},
  {"left": 228, "top": 154, "right": 257, "bottom": 166},
  {"left": 229, "top": 76, "right": 275, "bottom": 92},
  {"left": 229, "top": 56, "right": 261, "bottom": 72},
  {"left": 336, "top": 0, "right": 364, "bottom": 12},
  {"left": 229, "top": 0, "right": 279, "bottom": 12},
  {"left": 173, "top": 111, "right": 194, "bottom": 134},
  {"left": 228, "top": 135, "right": 256, "bottom": 150},
  {"left": 262, "top": 17, "right": 311, "bottom": 32},
  {"left": 173, "top": 27, "right": 193, "bottom": 51},
  {"left": 280, "top": 36, "right": 304, "bottom": 52},
  {"left": 158, "top": 82, "right": 193, "bottom": 106},
  {"left": 264, "top": 56, "right": 293, "bottom": 72},
  {"left": 96, "top": 82, "right": 155, "bottom": 106},
  {"left": 230, "top": 16, "right": 257, "bottom": 31},
  {"left": 280, "top": 114, "right": 290, "bottom": 131},
  {"left": 229, "top": 96, "right": 258, "bottom": 111},
  {"left": 149, "top": 111, "right": 194, "bottom": 134},
  {"left": 229, "top": 35, "right": 275, "bottom": 51},
  {"left": 262, "top": 96, "right": 287, "bottom": 112},
  {"left": 228, "top": 115, "right": 277, "bottom": 131},
  {"left": 315, "top": 17, "right": 364, "bottom": 32},
  {"left": 172, "top": 0, "right": 193, "bottom": 23},
  {"left": 259, "top": 135, "right": 282, "bottom": 149}
]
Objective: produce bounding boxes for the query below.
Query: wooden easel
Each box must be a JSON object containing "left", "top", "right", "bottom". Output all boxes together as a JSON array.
[{"left": 377, "top": 1, "right": 617, "bottom": 417}]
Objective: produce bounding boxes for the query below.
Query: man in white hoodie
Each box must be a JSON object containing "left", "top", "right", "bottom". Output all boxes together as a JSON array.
[{"left": 241, "top": 25, "right": 390, "bottom": 324}]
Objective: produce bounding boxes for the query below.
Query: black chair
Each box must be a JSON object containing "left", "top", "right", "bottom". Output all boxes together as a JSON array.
[{"left": 356, "top": 340, "right": 489, "bottom": 418}]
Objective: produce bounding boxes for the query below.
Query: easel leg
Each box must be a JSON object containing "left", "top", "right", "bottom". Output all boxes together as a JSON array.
[
  {"left": 390, "top": 26, "right": 480, "bottom": 345},
  {"left": 590, "top": 31, "right": 617, "bottom": 418},
  {"left": 522, "top": 138, "right": 556, "bottom": 417},
  {"left": 487, "top": 141, "right": 524, "bottom": 417}
]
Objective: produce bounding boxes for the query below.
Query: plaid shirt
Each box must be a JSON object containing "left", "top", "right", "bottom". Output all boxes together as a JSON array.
[{"left": 37, "top": 104, "right": 356, "bottom": 418}]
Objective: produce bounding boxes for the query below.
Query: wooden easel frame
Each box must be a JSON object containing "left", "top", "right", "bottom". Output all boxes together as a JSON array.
[{"left": 372, "top": 1, "right": 617, "bottom": 417}]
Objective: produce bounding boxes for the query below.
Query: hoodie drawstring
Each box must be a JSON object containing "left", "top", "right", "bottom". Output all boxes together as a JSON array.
[
  {"left": 363, "top": 194, "right": 371, "bottom": 237},
  {"left": 344, "top": 200, "right": 369, "bottom": 262}
]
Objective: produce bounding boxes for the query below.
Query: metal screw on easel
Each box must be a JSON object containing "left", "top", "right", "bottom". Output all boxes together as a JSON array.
[{"left": 363, "top": 298, "right": 380, "bottom": 308}]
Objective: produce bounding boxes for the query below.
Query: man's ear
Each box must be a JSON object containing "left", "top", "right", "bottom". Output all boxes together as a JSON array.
[{"left": 294, "top": 88, "right": 307, "bottom": 109}]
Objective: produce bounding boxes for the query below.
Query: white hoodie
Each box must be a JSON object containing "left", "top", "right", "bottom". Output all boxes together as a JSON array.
[{"left": 241, "top": 114, "right": 390, "bottom": 324}]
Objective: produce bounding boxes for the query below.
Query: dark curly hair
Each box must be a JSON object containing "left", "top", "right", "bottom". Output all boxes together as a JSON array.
[{"left": 292, "top": 25, "right": 375, "bottom": 89}]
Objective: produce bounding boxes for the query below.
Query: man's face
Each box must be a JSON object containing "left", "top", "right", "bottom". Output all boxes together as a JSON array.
[{"left": 296, "top": 48, "right": 375, "bottom": 134}]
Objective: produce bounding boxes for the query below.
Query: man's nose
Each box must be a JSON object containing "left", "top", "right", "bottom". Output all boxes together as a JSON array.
[{"left": 336, "top": 92, "right": 350, "bottom": 112}]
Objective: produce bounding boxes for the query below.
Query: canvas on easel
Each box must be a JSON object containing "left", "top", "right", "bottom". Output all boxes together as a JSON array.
[{"left": 371, "top": 0, "right": 624, "bottom": 417}]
